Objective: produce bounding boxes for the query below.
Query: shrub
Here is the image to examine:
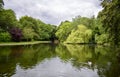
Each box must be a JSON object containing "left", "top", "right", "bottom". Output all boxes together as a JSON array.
[
  {"left": 9, "top": 27, "right": 22, "bottom": 42},
  {"left": 0, "top": 32, "right": 11, "bottom": 42}
]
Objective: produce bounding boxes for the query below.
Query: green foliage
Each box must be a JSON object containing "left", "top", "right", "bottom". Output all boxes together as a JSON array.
[
  {"left": 19, "top": 16, "right": 55, "bottom": 41},
  {"left": 37, "top": 23, "right": 55, "bottom": 40},
  {"left": 98, "top": 0, "right": 120, "bottom": 45},
  {"left": 0, "top": 9, "right": 17, "bottom": 31},
  {"left": 95, "top": 34, "right": 109, "bottom": 44},
  {"left": 89, "top": 18, "right": 103, "bottom": 43},
  {"left": 56, "top": 17, "right": 97, "bottom": 43},
  {"left": 1, "top": 0, "right": 118, "bottom": 44},
  {"left": 65, "top": 25, "right": 92, "bottom": 43},
  {"left": 22, "top": 27, "right": 36, "bottom": 41},
  {"left": 72, "top": 16, "right": 92, "bottom": 29},
  {"left": 55, "top": 21, "right": 73, "bottom": 42},
  {"left": 91, "top": 18, "right": 110, "bottom": 44},
  {"left": 71, "top": 16, "right": 104, "bottom": 43},
  {"left": 49, "top": 25, "right": 57, "bottom": 41},
  {"left": 0, "top": 32, "right": 11, "bottom": 42}
]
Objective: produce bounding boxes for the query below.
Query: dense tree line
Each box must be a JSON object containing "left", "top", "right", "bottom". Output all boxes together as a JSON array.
[
  {"left": 0, "top": 0, "right": 56, "bottom": 42},
  {"left": 56, "top": 16, "right": 112, "bottom": 44},
  {"left": 98, "top": 0, "right": 120, "bottom": 45},
  {"left": 0, "top": 0, "right": 120, "bottom": 45},
  {"left": 56, "top": 0, "right": 120, "bottom": 45},
  {"left": 19, "top": 16, "right": 56, "bottom": 41},
  {"left": 56, "top": 16, "right": 102, "bottom": 43}
]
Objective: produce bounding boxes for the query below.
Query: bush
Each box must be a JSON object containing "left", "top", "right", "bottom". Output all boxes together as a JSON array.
[
  {"left": 9, "top": 27, "right": 22, "bottom": 42},
  {"left": 0, "top": 32, "right": 11, "bottom": 42}
]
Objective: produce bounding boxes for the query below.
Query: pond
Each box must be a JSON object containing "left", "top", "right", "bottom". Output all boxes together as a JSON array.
[{"left": 0, "top": 44, "right": 120, "bottom": 77}]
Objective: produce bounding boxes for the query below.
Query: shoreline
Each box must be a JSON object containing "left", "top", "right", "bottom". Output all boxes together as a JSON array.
[{"left": 0, "top": 41, "right": 51, "bottom": 46}]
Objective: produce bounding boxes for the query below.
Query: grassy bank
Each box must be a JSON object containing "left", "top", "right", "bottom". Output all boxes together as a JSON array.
[{"left": 0, "top": 41, "right": 51, "bottom": 46}]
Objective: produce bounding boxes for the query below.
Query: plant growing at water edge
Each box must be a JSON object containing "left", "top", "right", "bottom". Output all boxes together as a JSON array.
[
  {"left": 0, "top": 32, "right": 11, "bottom": 42},
  {"left": 9, "top": 27, "right": 22, "bottom": 42}
]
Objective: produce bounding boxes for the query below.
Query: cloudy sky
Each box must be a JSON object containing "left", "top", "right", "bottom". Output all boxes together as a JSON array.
[{"left": 4, "top": 0, "right": 102, "bottom": 25}]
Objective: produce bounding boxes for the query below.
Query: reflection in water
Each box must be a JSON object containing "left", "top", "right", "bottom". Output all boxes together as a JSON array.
[
  {"left": 12, "top": 58, "right": 98, "bottom": 77},
  {"left": 0, "top": 44, "right": 120, "bottom": 77}
]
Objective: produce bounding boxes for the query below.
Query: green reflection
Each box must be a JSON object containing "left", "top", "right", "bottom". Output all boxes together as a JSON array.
[
  {"left": 61, "top": 44, "right": 96, "bottom": 69},
  {"left": 55, "top": 44, "right": 71, "bottom": 62},
  {"left": 0, "top": 44, "right": 120, "bottom": 77},
  {"left": 0, "top": 46, "right": 15, "bottom": 77}
]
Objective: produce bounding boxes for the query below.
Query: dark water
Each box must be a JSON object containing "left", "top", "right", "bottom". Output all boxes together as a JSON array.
[{"left": 0, "top": 44, "right": 120, "bottom": 77}]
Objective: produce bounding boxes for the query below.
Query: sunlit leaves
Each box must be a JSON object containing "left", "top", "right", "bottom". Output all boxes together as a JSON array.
[
  {"left": 65, "top": 25, "right": 92, "bottom": 43},
  {"left": 22, "top": 27, "right": 37, "bottom": 41}
]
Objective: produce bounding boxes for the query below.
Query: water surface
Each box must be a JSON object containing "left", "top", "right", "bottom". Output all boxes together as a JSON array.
[{"left": 0, "top": 44, "right": 120, "bottom": 77}]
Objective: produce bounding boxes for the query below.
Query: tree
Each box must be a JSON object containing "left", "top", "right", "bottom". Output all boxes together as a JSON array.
[
  {"left": 22, "top": 27, "right": 36, "bottom": 41},
  {"left": 72, "top": 16, "right": 92, "bottom": 29},
  {"left": 0, "top": 9, "right": 17, "bottom": 31},
  {"left": 55, "top": 21, "right": 73, "bottom": 42},
  {"left": 19, "top": 16, "right": 56, "bottom": 41},
  {"left": 98, "top": 0, "right": 120, "bottom": 45},
  {"left": 72, "top": 16, "right": 103, "bottom": 43},
  {"left": 49, "top": 25, "right": 57, "bottom": 42},
  {"left": 94, "top": 18, "right": 109, "bottom": 44},
  {"left": 65, "top": 25, "right": 92, "bottom": 43}
]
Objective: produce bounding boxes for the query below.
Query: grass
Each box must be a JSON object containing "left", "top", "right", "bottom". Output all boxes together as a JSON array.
[{"left": 0, "top": 41, "right": 51, "bottom": 46}]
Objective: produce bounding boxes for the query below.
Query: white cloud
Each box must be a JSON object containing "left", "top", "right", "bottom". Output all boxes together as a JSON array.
[{"left": 4, "top": 0, "right": 102, "bottom": 25}]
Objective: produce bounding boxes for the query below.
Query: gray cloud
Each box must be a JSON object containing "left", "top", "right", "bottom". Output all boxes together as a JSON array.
[{"left": 4, "top": 0, "right": 102, "bottom": 25}]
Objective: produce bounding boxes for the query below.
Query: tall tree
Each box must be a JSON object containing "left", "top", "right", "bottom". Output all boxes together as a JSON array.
[
  {"left": 0, "top": 9, "right": 17, "bottom": 31},
  {"left": 55, "top": 21, "right": 73, "bottom": 42},
  {"left": 98, "top": 0, "right": 120, "bottom": 45},
  {"left": 72, "top": 16, "right": 102, "bottom": 43}
]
